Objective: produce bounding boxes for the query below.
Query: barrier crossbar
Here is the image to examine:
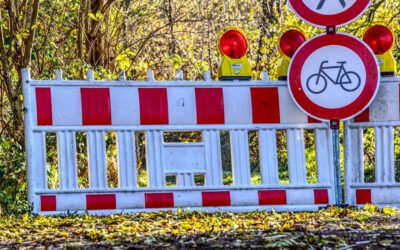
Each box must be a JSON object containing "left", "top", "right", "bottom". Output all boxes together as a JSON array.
[{"left": 23, "top": 69, "right": 339, "bottom": 214}]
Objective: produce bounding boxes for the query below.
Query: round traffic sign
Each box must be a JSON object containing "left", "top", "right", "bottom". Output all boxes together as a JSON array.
[
  {"left": 288, "top": 0, "right": 371, "bottom": 27},
  {"left": 288, "top": 33, "right": 379, "bottom": 121}
]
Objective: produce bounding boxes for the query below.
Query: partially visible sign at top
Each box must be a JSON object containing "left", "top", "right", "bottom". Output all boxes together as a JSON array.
[{"left": 288, "top": 0, "right": 371, "bottom": 27}]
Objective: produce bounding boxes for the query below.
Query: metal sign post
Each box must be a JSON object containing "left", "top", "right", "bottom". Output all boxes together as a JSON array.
[
  {"left": 330, "top": 120, "right": 342, "bottom": 204},
  {"left": 287, "top": 0, "right": 379, "bottom": 206}
]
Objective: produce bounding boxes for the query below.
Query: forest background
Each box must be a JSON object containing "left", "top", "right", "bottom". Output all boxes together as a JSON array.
[{"left": 0, "top": 0, "right": 399, "bottom": 215}]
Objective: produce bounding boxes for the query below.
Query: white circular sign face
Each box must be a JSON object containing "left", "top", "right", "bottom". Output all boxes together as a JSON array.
[
  {"left": 288, "top": 0, "right": 372, "bottom": 27},
  {"left": 288, "top": 33, "right": 380, "bottom": 121},
  {"left": 302, "top": 0, "right": 357, "bottom": 15},
  {"left": 300, "top": 45, "right": 366, "bottom": 109}
]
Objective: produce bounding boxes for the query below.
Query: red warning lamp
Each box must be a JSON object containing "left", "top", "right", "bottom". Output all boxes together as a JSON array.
[
  {"left": 278, "top": 29, "right": 307, "bottom": 80},
  {"left": 363, "top": 25, "right": 396, "bottom": 76},
  {"left": 279, "top": 30, "right": 306, "bottom": 58},
  {"left": 217, "top": 26, "right": 251, "bottom": 80},
  {"left": 219, "top": 30, "right": 248, "bottom": 59},
  {"left": 363, "top": 25, "right": 393, "bottom": 55}
]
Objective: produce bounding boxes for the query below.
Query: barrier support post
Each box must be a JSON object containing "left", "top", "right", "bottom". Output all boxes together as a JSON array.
[{"left": 330, "top": 119, "right": 342, "bottom": 205}]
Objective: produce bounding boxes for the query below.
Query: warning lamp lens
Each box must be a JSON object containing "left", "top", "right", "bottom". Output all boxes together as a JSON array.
[
  {"left": 219, "top": 30, "right": 248, "bottom": 59},
  {"left": 279, "top": 30, "right": 306, "bottom": 58},
  {"left": 363, "top": 25, "right": 394, "bottom": 55}
]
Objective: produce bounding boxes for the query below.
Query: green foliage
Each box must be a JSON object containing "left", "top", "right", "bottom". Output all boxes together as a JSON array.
[{"left": 0, "top": 132, "right": 30, "bottom": 215}]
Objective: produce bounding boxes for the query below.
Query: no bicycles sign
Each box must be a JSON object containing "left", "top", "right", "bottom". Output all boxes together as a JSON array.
[
  {"left": 288, "top": 0, "right": 372, "bottom": 27},
  {"left": 288, "top": 33, "right": 380, "bottom": 121}
]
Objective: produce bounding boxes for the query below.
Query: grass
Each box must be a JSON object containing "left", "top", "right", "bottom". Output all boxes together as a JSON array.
[{"left": 0, "top": 205, "right": 400, "bottom": 249}]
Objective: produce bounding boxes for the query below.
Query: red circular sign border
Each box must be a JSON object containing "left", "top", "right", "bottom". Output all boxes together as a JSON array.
[
  {"left": 288, "top": 0, "right": 371, "bottom": 27},
  {"left": 288, "top": 33, "right": 380, "bottom": 121}
]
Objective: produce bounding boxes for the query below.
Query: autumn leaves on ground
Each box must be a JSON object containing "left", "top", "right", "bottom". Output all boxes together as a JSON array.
[{"left": 0, "top": 206, "right": 399, "bottom": 249}]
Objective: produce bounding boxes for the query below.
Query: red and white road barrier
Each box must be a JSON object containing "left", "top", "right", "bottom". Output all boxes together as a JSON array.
[{"left": 26, "top": 69, "right": 400, "bottom": 214}]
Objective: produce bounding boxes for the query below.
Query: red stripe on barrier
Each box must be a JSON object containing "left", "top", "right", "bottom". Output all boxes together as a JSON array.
[
  {"left": 86, "top": 194, "right": 116, "bottom": 210},
  {"left": 36, "top": 88, "right": 53, "bottom": 125},
  {"left": 354, "top": 109, "right": 369, "bottom": 122},
  {"left": 139, "top": 88, "right": 169, "bottom": 125},
  {"left": 81, "top": 88, "right": 111, "bottom": 125},
  {"left": 250, "top": 88, "right": 280, "bottom": 123},
  {"left": 41, "top": 195, "right": 56, "bottom": 211},
  {"left": 202, "top": 191, "right": 231, "bottom": 206},
  {"left": 356, "top": 189, "right": 372, "bottom": 204},
  {"left": 195, "top": 88, "right": 225, "bottom": 124},
  {"left": 258, "top": 190, "right": 287, "bottom": 205},
  {"left": 145, "top": 193, "right": 174, "bottom": 208},
  {"left": 308, "top": 116, "right": 321, "bottom": 123},
  {"left": 314, "top": 189, "right": 329, "bottom": 204}
]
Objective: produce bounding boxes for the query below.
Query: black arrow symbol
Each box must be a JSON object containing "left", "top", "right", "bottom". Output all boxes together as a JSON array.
[{"left": 317, "top": 0, "right": 346, "bottom": 10}]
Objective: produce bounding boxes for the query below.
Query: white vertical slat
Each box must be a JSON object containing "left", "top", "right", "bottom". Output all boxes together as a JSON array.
[
  {"left": 315, "top": 129, "right": 332, "bottom": 184},
  {"left": 259, "top": 129, "right": 279, "bottom": 185},
  {"left": 57, "top": 131, "right": 78, "bottom": 189},
  {"left": 203, "top": 130, "right": 223, "bottom": 186},
  {"left": 374, "top": 126, "right": 395, "bottom": 183},
  {"left": 146, "top": 131, "right": 164, "bottom": 187},
  {"left": 117, "top": 131, "right": 137, "bottom": 188},
  {"left": 286, "top": 129, "right": 307, "bottom": 184},
  {"left": 177, "top": 173, "right": 194, "bottom": 187},
  {"left": 354, "top": 128, "right": 365, "bottom": 183},
  {"left": 87, "top": 131, "right": 107, "bottom": 188},
  {"left": 33, "top": 132, "right": 48, "bottom": 190},
  {"left": 230, "top": 130, "right": 251, "bottom": 185},
  {"left": 345, "top": 125, "right": 364, "bottom": 204}
]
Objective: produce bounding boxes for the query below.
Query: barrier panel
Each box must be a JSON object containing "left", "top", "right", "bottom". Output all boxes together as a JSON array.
[
  {"left": 345, "top": 77, "right": 400, "bottom": 206},
  {"left": 23, "top": 69, "right": 337, "bottom": 214}
]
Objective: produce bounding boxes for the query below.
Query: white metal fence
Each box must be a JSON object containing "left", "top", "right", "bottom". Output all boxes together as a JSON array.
[{"left": 23, "top": 69, "right": 338, "bottom": 214}]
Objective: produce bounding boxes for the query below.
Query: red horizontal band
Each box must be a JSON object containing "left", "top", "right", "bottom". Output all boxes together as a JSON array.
[
  {"left": 195, "top": 88, "right": 225, "bottom": 124},
  {"left": 145, "top": 193, "right": 174, "bottom": 208},
  {"left": 356, "top": 189, "right": 372, "bottom": 204},
  {"left": 36, "top": 88, "right": 53, "bottom": 125},
  {"left": 314, "top": 189, "right": 329, "bottom": 204},
  {"left": 139, "top": 88, "right": 169, "bottom": 125},
  {"left": 258, "top": 190, "right": 287, "bottom": 205},
  {"left": 251, "top": 87, "right": 280, "bottom": 123},
  {"left": 81, "top": 88, "right": 112, "bottom": 125},
  {"left": 86, "top": 194, "right": 116, "bottom": 210},
  {"left": 202, "top": 191, "right": 231, "bottom": 207},
  {"left": 41, "top": 195, "right": 56, "bottom": 211}
]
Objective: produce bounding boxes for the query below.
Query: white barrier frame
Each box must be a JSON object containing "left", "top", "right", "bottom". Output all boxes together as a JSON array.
[{"left": 23, "top": 69, "right": 338, "bottom": 214}]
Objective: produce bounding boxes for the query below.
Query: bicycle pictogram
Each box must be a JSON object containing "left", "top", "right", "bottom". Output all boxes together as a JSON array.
[{"left": 306, "top": 60, "right": 361, "bottom": 94}]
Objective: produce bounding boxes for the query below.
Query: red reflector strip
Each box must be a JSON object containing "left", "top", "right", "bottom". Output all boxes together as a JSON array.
[
  {"left": 314, "top": 189, "right": 329, "bottom": 204},
  {"left": 145, "top": 193, "right": 174, "bottom": 208},
  {"left": 41, "top": 195, "right": 56, "bottom": 211},
  {"left": 195, "top": 88, "right": 225, "bottom": 124},
  {"left": 356, "top": 189, "right": 372, "bottom": 204},
  {"left": 354, "top": 109, "right": 369, "bottom": 122},
  {"left": 202, "top": 191, "right": 231, "bottom": 207},
  {"left": 258, "top": 190, "right": 287, "bottom": 205},
  {"left": 86, "top": 194, "right": 116, "bottom": 210},
  {"left": 36, "top": 88, "right": 53, "bottom": 125},
  {"left": 250, "top": 88, "right": 280, "bottom": 123},
  {"left": 138, "top": 88, "right": 169, "bottom": 125},
  {"left": 81, "top": 88, "right": 112, "bottom": 125}
]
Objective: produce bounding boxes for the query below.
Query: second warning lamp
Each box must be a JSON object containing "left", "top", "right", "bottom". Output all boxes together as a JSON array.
[
  {"left": 278, "top": 29, "right": 306, "bottom": 80},
  {"left": 363, "top": 25, "right": 396, "bottom": 76}
]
